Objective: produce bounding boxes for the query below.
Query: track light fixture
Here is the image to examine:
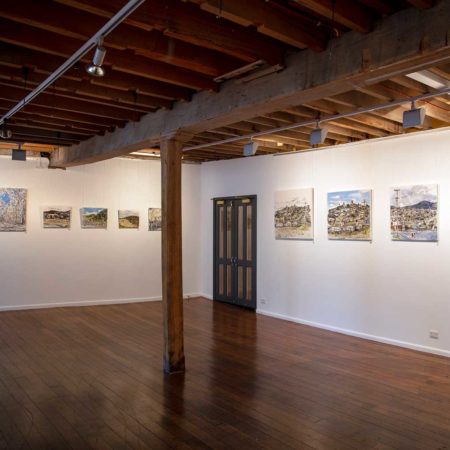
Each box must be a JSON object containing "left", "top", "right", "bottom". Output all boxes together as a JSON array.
[
  {"left": 243, "top": 140, "right": 259, "bottom": 157},
  {"left": 0, "top": 126, "right": 12, "bottom": 140},
  {"left": 310, "top": 121, "right": 328, "bottom": 146},
  {"left": 86, "top": 43, "right": 107, "bottom": 77},
  {"left": 403, "top": 101, "right": 426, "bottom": 129}
]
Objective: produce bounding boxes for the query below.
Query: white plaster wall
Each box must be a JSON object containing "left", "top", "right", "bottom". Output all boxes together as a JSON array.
[
  {"left": 200, "top": 128, "right": 450, "bottom": 356},
  {"left": 0, "top": 157, "right": 202, "bottom": 309}
]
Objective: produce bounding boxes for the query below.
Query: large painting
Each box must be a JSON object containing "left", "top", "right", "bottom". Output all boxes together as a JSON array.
[
  {"left": 43, "top": 207, "right": 71, "bottom": 229},
  {"left": 118, "top": 209, "right": 140, "bottom": 229},
  {"left": 328, "top": 190, "right": 372, "bottom": 241},
  {"left": 148, "top": 208, "right": 162, "bottom": 231},
  {"left": 390, "top": 184, "right": 438, "bottom": 242},
  {"left": 274, "top": 188, "right": 313, "bottom": 240},
  {"left": 80, "top": 207, "right": 108, "bottom": 229},
  {"left": 0, "top": 188, "right": 27, "bottom": 232}
]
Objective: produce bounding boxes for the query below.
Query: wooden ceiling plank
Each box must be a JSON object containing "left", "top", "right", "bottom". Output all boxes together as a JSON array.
[
  {"left": 59, "top": 0, "right": 286, "bottom": 65},
  {"left": 0, "top": 64, "right": 173, "bottom": 110},
  {"left": 407, "top": 0, "right": 435, "bottom": 9},
  {"left": 0, "top": 43, "right": 195, "bottom": 101},
  {"left": 10, "top": 119, "right": 95, "bottom": 137},
  {"left": 292, "top": 0, "right": 374, "bottom": 33},
  {"left": 50, "top": 3, "right": 450, "bottom": 166},
  {"left": 0, "top": 1, "right": 242, "bottom": 77},
  {"left": 0, "top": 85, "right": 143, "bottom": 122},
  {"left": 191, "top": 0, "right": 326, "bottom": 51}
]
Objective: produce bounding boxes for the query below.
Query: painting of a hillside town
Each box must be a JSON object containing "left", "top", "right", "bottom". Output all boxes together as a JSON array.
[
  {"left": 328, "top": 190, "right": 372, "bottom": 241},
  {"left": 390, "top": 184, "right": 438, "bottom": 242},
  {"left": 43, "top": 207, "right": 71, "bottom": 229},
  {"left": 0, "top": 188, "right": 27, "bottom": 232},
  {"left": 274, "top": 188, "right": 313, "bottom": 239},
  {"left": 118, "top": 210, "right": 140, "bottom": 229},
  {"left": 148, "top": 208, "right": 162, "bottom": 231},
  {"left": 80, "top": 207, "right": 108, "bottom": 229}
]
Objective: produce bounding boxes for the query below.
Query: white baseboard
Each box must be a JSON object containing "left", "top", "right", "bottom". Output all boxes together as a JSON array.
[
  {"left": 199, "top": 293, "right": 213, "bottom": 300},
  {"left": 257, "top": 308, "right": 450, "bottom": 358},
  {"left": 0, "top": 293, "right": 203, "bottom": 312}
]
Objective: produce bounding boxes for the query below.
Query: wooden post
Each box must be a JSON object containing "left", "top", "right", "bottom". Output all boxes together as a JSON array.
[{"left": 161, "top": 136, "right": 185, "bottom": 374}]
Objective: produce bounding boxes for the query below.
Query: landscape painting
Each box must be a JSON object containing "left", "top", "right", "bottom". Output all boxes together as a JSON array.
[
  {"left": 148, "top": 208, "right": 162, "bottom": 231},
  {"left": 274, "top": 188, "right": 313, "bottom": 240},
  {"left": 80, "top": 207, "right": 108, "bottom": 229},
  {"left": 118, "top": 209, "right": 140, "bottom": 229},
  {"left": 43, "top": 207, "right": 71, "bottom": 229},
  {"left": 390, "top": 184, "right": 438, "bottom": 242},
  {"left": 0, "top": 188, "right": 27, "bottom": 232},
  {"left": 328, "top": 190, "right": 372, "bottom": 241}
]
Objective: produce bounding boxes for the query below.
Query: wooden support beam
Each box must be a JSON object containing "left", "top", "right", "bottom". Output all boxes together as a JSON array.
[
  {"left": 192, "top": 0, "right": 326, "bottom": 51},
  {"left": 161, "top": 136, "right": 185, "bottom": 374},
  {"left": 292, "top": 0, "right": 374, "bottom": 33},
  {"left": 50, "top": 3, "right": 450, "bottom": 167},
  {"left": 407, "top": 0, "right": 434, "bottom": 9}
]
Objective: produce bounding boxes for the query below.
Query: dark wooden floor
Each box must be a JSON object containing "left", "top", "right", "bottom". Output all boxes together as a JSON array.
[{"left": 1, "top": 298, "right": 450, "bottom": 450}]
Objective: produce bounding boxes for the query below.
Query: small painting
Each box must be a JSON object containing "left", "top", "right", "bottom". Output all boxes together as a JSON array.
[
  {"left": 0, "top": 188, "right": 27, "bottom": 232},
  {"left": 274, "top": 188, "right": 313, "bottom": 240},
  {"left": 328, "top": 190, "right": 372, "bottom": 241},
  {"left": 80, "top": 207, "right": 108, "bottom": 229},
  {"left": 118, "top": 209, "right": 140, "bottom": 229},
  {"left": 148, "top": 208, "right": 162, "bottom": 231},
  {"left": 390, "top": 184, "right": 438, "bottom": 242},
  {"left": 43, "top": 207, "right": 71, "bottom": 229}
]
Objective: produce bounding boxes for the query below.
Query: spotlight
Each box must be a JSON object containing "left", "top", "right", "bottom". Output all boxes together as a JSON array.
[
  {"left": 86, "top": 45, "right": 107, "bottom": 77},
  {"left": 403, "top": 101, "right": 426, "bottom": 129},
  {"left": 310, "top": 124, "right": 328, "bottom": 146},
  {"left": 243, "top": 140, "right": 259, "bottom": 157},
  {"left": 0, "top": 127, "right": 12, "bottom": 139}
]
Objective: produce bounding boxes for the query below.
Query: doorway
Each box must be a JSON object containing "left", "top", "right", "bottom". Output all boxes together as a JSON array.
[{"left": 213, "top": 196, "right": 257, "bottom": 309}]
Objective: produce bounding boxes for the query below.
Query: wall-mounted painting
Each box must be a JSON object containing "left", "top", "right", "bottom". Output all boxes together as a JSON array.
[
  {"left": 80, "top": 207, "right": 108, "bottom": 229},
  {"left": 274, "top": 188, "right": 313, "bottom": 240},
  {"left": 390, "top": 184, "right": 438, "bottom": 242},
  {"left": 0, "top": 188, "right": 27, "bottom": 232},
  {"left": 148, "top": 208, "right": 162, "bottom": 231},
  {"left": 118, "top": 209, "right": 140, "bottom": 229},
  {"left": 328, "top": 190, "right": 372, "bottom": 241},
  {"left": 42, "top": 207, "right": 71, "bottom": 229}
]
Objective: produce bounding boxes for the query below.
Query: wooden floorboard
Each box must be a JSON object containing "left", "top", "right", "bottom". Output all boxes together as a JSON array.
[{"left": 0, "top": 298, "right": 449, "bottom": 449}]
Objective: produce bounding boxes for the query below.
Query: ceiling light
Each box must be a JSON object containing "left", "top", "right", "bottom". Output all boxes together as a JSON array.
[
  {"left": 243, "top": 140, "right": 259, "bottom": 157},
  {"left": 310, "top": 124, "right": 328, "bottom": 146},
  {"left": 86, "top": 45, "right": 107, "bottom": 77},
  {"left": 403, "top": 101, "right": 426, "bottom": 129},
  {"left": 406, "top": 70, "right": 448, "bottom": 90},
  {"left": 130, "top": 151, "right": 160, "bottom": 157},
  {"left": 0, "top": 127, "right": 12, "bottom": 139}
]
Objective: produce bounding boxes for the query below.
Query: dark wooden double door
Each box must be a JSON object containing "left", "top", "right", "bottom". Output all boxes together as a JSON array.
[{"left": 213, "top": 196, "right": 257, "bottom": 309}]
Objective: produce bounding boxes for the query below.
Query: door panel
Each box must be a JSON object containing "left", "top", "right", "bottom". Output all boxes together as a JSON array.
[{"left": 213, "top": 196, "right": 257, "bottom": 309}]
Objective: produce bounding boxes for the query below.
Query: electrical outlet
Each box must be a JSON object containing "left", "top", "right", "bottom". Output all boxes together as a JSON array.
[
  {"left": 260, "top": 299, "right": 267, "bottom": 305},
  {"left": 429, "top": 330, "right": 439, "bottom": 340}
]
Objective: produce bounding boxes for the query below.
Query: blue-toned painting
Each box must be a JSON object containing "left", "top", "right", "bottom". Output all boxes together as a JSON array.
[
  {"left": 328, "top": 190, "right": 372, "bottom": 241},
  {"left": 80, "top": 207, "right": 108, "bottom": 229},
  {"left": 390, "top": 184, "right": 438, "bottom": 242},
  {"left": 0, "top": 188, "right": 27, "bottom": 232}
]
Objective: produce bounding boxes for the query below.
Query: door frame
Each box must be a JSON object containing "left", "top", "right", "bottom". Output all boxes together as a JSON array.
[{"left": 212, "top": 195, "right": 257, "bottom": 309}]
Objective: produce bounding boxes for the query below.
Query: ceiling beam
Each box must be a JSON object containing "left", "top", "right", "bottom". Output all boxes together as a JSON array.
[
  {"left": 54, "top": 0, "right": 286, "bottom": 66},
  {"left": 0, "top": 44, "right": 194, "bottom": 101},
  {"left": 0, "top": 0, "right": 242, "bottom": 77},
  {"left": 50, "top": 3, "right": 450, "bottom": 167},
  {"left": 190, "top": 0, "right": 326, "bottom": 51},
  {"left": 292, "top": 0, "right": 374, "bottom": 33},
  {"left": 407, "top": 0, "right": 435, "bottom": 8}
]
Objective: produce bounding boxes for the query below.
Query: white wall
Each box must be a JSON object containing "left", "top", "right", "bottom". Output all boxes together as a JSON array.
[
  {"left": 0, "top": 157, "right": 202, "bottom": 309},
  {"left": 200, "top": 128, "right": 450, "bottom": 356}
]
